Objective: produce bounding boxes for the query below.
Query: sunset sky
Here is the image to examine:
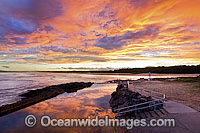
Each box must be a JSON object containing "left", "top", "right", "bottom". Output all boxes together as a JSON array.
[{"left": 0, "top": 0, "right": 200, "bottom": 71}]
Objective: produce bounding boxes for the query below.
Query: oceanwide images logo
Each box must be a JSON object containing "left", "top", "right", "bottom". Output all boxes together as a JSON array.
[{"left": 25, "top": 114, "right": 175, "bottom": 129}]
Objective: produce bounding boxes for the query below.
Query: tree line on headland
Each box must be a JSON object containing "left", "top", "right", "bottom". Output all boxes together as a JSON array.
[
  {"left": 109, "top": 65, "right": 200, "bottom": 74},
  {"left": 67, "top": 65, "right": 200, "bottom": 74},
  {"left": 42, "top": 65, "right": 200, "bottom": 74},
  {"left": 1, "top": 65, "right": 200, "bottom": 74}
]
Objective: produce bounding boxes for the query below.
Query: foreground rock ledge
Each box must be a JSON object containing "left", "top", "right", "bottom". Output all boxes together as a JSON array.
[
  {"left": 0, "top": 82, "right": 93, "bottom": 117},
  {"left": 110, "top": 83, "right": 163, "bottom": 118}
]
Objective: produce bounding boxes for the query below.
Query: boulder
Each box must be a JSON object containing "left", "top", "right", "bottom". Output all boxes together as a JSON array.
[{"left": 110, "top": 83, "right": 163, "bottom": 117}]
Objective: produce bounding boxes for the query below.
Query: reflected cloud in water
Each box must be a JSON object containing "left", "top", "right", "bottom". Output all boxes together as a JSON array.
[{"left": 0, "top": 84, "right": 123, "bottom": 132}]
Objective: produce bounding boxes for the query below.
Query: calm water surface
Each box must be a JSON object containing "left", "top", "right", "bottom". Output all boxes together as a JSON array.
[
  {"left": 0, "top": 72, "right": 198, "bottom": 132},
  {"left": 0, "top": 72, "right": 198, "bottom": 106},
  {"left": 0, "top": 84, "right": 120, "bottom": 132}
]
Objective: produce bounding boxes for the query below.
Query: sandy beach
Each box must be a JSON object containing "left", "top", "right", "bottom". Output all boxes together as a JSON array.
[{"left": 129, "top": 80, "right": 200, "bottom": 111}]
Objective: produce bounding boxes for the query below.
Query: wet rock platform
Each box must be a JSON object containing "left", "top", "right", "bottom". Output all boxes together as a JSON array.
[{"left": 0, "top": 82, "right": 93, "bottom": 117}]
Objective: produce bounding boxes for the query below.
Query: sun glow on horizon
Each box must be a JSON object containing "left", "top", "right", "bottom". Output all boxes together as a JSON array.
[{"left": 0, "top": 0, "right": 200, "bottom": 71}]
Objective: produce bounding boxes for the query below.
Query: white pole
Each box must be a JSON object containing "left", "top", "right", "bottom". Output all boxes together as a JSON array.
[{"left": 148, "top": 72, "right": 151, "bottom": 81}]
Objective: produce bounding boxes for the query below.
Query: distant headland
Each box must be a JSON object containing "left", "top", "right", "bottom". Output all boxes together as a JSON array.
[{"left": 1, "top": 65, "right": 200, "bottom": 74}]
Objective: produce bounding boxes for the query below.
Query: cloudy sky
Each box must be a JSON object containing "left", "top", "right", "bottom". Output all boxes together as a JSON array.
[{"left": 0, "top": 0, "right": 200, "bottom": 71}]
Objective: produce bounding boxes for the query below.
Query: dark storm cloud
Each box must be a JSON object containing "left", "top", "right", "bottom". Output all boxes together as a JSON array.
[
  {"left": 0, "top": 0, "right": 63, "bottom": 45},
  {"left": 10, "top": 37, "right": 28, "bottom": 45},
  {"left": 102, "top": 19, "right": 119, "bottom": 28},
  {"left": 39, "top": 25, "right": 54, "bottom": 33},
  {"left": 40, "top": 46, "right": 77, "bottom": 54},
  {"left": 0, "top": 0, "right": 63, "bottom": 21},
  {"left": 94, "top": 25, "right": 159, "bottom": 50}
]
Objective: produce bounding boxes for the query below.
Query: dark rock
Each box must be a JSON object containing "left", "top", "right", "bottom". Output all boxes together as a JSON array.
[
  {"left": 109, "top": 83, "right": 163, "bottom": 118},
  {"left": 0, "top": 82, "right": 93, "bottom": 117}
]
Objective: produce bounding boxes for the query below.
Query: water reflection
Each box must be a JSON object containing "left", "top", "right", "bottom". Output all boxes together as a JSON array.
[
  {"left": 0, "top": 84, "right": 128, "bottom": 132},
  {"left": 26, "top": 84, "right": 116, "bottom": 118},
  {"left": 1, "top": 72, "right": 198, "bottom": 106}
]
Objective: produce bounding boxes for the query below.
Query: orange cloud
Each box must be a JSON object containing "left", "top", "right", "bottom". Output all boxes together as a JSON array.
[{"left": 0, "top": 0, "right": 200, "bottom": 70}]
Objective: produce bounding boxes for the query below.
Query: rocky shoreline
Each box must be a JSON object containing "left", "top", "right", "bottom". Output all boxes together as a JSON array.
[
  {"left": 109, "top": 83, "right": 163, "bottom": 118},
  {"left": 0, "top": 82, "right": 93, "bottom": 117}
]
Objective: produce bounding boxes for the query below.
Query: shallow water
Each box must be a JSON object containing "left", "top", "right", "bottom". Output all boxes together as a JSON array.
[
  {"left": 0, "top": 72, "right": 198, "bottom": 106},
  {"left": 0, "top": 72, "right": 199, "bottom": 132},
  {"left": 0, "top": 83, "right": 121, "bottom": 132}
]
